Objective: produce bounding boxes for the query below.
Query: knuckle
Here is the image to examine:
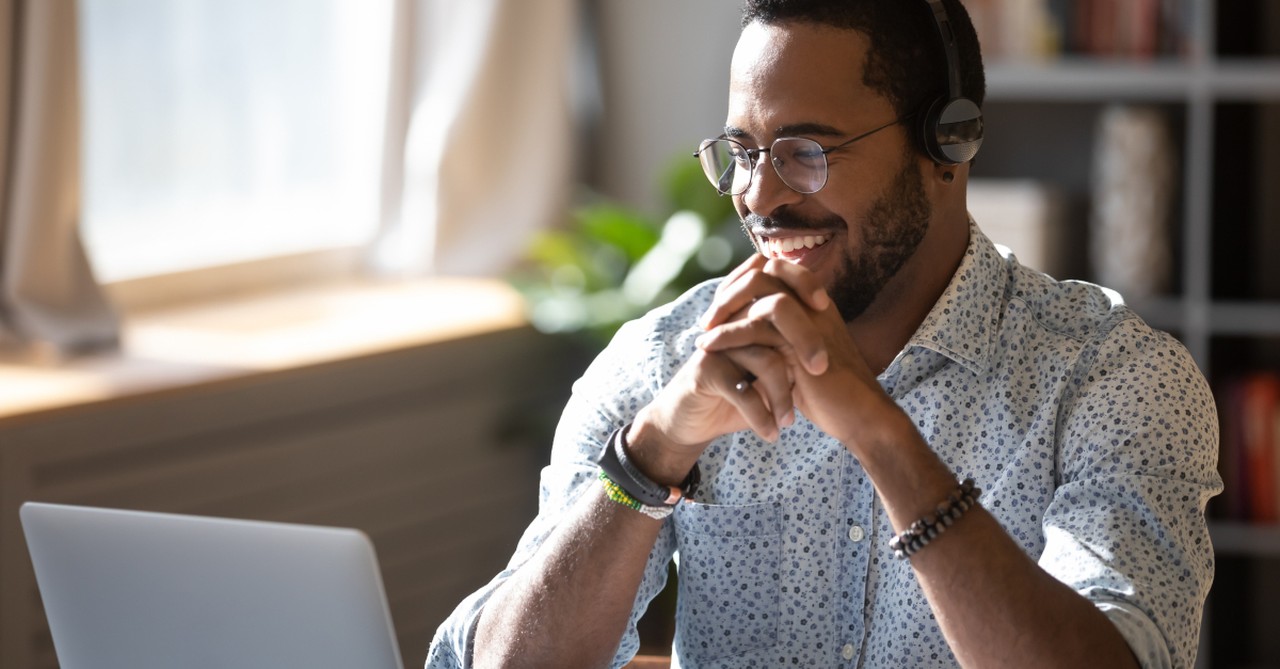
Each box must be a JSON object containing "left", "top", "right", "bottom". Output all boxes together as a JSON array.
[{"left": 755, "top": 293, "right": 788, "bottom": 312}]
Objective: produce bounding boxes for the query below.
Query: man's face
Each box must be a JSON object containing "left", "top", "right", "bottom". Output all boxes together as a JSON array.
[{"left": 727, "top": 20, "right": 932, "bottom": 322}]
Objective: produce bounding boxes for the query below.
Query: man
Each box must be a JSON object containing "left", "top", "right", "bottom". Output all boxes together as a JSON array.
[{"left": 427, "top": 1, "right": 1221, "bottom": 667}]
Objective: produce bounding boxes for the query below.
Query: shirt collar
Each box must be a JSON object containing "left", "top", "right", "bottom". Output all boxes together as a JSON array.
[{"left": 904, "top": 219, "right": 1006, "bottom": 376}]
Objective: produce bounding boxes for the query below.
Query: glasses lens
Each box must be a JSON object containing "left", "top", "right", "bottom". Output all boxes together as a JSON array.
[
  {"left": 771, "top": 138, "right": 827, "bottom": 194},
  {"left": 698, "top": 138, "right": 751, "bottom": 195}
]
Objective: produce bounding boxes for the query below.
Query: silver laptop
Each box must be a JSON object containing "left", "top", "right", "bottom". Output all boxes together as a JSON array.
[{"left": 20, "top": 502, "right": 404, "bottom": 669}]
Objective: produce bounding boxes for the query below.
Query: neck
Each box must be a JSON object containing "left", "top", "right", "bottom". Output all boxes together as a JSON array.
[{"left": 846, "top": 203, "right": 970, "bottom": 375}]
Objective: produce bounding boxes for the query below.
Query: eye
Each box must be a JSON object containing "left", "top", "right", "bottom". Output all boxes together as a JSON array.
[{"left": 784, "top": 141, "right": 825, "bottom": 167}]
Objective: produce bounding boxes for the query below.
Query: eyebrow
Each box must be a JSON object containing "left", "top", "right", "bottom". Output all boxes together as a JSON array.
[{"left": 723, "top": 122, "right": 847, "bottom": 140}]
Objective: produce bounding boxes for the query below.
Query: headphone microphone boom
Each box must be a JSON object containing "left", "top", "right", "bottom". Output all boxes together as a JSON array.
[{"left": 919, "top": 0, "right": 983, "bottom": 165}]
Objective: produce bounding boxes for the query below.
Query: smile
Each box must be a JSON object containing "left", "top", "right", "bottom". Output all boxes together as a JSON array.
[{"left": 760, "top": 234, "right": 829, "bottom": 259}]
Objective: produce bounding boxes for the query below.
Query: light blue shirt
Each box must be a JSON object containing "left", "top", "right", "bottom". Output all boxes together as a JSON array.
[{"left": 426, "top": 222, "right": 1221, "bottom": 668}]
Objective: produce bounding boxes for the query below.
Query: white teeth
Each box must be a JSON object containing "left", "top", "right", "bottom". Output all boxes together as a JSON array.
[{"left": 763, "top": 234, "right": 828, "bottom": 257}]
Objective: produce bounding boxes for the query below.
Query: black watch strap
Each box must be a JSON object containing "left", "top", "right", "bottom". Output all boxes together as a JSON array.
[{"left": 595, "top": 424, "right": 699, "bottom": 507}]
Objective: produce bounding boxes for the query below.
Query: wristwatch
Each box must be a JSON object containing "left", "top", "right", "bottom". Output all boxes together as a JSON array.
[{"left": 595, "top": 423, "right": 700, "bottom": 507}]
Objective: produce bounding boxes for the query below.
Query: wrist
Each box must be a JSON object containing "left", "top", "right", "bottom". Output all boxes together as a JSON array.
[
  {"left": 832, "top": 395, "right": 906, "bottom": 453},
  {"left": 626, "top": 409, "right": 705, "bottom": 487},
  {"left": 595, "top": 423, "right": 700, "bottom": 508}
]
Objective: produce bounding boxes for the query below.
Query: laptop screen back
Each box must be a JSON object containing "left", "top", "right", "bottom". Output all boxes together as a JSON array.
[{"left": 20, "top": 502, "right": 404, "bottom": 669}]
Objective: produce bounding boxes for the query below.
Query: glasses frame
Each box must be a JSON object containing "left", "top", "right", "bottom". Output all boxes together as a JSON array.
[{"left": 694, "top": 115, "right": 910, "bottom": 196}]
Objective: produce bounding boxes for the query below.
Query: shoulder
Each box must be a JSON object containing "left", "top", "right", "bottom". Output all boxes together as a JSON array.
[
  {"left": 997, "top": 249, "right": 1212, "bottom": 422},
  {"left": 617, "top": 278, "right": 721, "bottom": 386},
  {"left": 1001, "top": 251, "right": 1135, "bottom": 345},
  {"left": 640, "top": 277, "right": 721, "bottom": 337},
  {"left": 566, "top": 278, "right": 720, "bottom": 409}
]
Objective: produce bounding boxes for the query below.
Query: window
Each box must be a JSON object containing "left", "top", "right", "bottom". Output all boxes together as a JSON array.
[{"left": 79, "top": 0, "right": 393, "bottom": 283}]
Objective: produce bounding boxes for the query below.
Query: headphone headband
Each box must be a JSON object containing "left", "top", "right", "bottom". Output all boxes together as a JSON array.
[{"left": 924, "top": 0, "right": 963, "bottom": 102}]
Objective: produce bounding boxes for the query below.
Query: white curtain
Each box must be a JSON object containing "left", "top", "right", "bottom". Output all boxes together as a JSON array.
[
  {"left": 370, "top": 0, "right": 578, "bottom": 277},
  {"left": 0, "top": 0, "right": 118, "bottom": 356}
]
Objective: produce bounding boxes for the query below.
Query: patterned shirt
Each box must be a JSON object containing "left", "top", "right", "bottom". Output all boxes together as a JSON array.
[{"left": 426, "top": 222, "right": 1222, "bottom": 669}]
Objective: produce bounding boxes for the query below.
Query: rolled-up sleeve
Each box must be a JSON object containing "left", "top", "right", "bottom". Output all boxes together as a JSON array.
[
  {"left": 1041, "top": 318, "right": 1222, "bottom": 669},
  {"left": 426, "top": 287, "right": 712, "bottom": 667}
]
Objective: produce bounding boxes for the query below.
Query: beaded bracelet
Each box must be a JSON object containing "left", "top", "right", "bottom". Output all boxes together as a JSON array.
[
  {"left": 599, "top": 472, "right": 674, "bottom": 520},
  {"left": 889, "top": 478, "right": 981, "bottom": 560}
]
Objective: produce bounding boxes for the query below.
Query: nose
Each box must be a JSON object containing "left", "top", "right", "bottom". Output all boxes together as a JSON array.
[{"left": 739, "top": 153, "right": 803, "bottom": 218}]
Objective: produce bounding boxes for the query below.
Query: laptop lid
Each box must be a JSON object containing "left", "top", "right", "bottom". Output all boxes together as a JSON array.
[{"left": 20, "top": 502, "right": 405, "bottom": 669}]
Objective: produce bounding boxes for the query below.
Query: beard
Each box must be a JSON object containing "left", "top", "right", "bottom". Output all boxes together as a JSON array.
[{"left": 742, "top": 154, "right": 932, "bottom": 322}]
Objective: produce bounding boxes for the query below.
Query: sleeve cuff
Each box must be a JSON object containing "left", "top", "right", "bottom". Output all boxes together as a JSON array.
[{"left": 1096, "top": 599, "right": 1174, "bottom": 669}]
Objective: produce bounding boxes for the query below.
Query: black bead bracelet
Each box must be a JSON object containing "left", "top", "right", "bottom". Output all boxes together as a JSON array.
[{"left": 889, "top": 478, "right": 981, "bottom": 560}]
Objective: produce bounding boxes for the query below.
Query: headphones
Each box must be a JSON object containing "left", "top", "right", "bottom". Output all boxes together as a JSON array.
[{"left": 918, "top": 0, "right": 983, "bottom": 165}]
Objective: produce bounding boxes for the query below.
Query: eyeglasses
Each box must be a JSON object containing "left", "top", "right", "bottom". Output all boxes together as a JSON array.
[{"left": 694, "top": 116, "right": 908, "bottom": 196}]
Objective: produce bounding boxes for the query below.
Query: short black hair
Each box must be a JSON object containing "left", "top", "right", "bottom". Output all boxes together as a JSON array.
[{"left": 741, "top": 0, "right": 985, "bottom": 122}]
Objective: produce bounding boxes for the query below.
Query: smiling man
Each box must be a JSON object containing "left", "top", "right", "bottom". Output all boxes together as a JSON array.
[{"left": 426, "top": 2, "right": 1221, "bottom": 668}]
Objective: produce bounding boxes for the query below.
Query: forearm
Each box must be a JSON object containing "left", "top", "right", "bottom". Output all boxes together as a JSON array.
[
  {"left": 474, "top": 485, "right": 664, "bottom": 669},
  {"left": 852, "top": 412, "right": 1139, "bottom": 669},
  {"left": 909, "top": 508, "right": 1139, "bottom": 669}
]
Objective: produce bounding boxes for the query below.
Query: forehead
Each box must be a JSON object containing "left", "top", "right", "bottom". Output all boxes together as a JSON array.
[{"left": 728, "top": 20, "right": 892, "bottom": 136}]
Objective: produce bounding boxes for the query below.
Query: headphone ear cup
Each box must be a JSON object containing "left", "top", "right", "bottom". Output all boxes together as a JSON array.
[{"left": 920, "top": 96, "right": 984, "bottom": 165}]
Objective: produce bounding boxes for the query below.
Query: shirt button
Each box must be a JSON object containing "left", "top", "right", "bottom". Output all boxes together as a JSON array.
[
  {"left": 900, "top": 353, "right": 915, "bottom": 367},
  {"left": 841, "top": 643, "right": 855, "bottom": 660},
  {"left": 847, "top": 524, "right": 866, "bottom": 542}
]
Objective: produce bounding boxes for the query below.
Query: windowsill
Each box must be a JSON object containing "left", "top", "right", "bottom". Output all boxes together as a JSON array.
[{"left": 0, "top": 276, "right": 528, "bottom": 426}]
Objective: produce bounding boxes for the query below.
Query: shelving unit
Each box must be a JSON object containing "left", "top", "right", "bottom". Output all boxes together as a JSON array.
[
  {"left": 974, "top": 2, "right": 1280, "bottom": 666},
  {"left": 983, "top": 63, "right": 1280, "bottom": 369}
]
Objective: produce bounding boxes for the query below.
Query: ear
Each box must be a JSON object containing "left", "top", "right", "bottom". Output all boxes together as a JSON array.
[
  {"left": 929, "top": 159, "right": 958, "bottom": 185},
  {"left": 919, "top": 156, "right": 953, "bottom": 196},
  {"left": 921, "top": 158, "right": 968, "bottom": 209}
]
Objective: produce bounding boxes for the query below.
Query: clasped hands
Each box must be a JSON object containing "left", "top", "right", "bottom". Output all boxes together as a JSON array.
[{"left": 635, "top": 254, "right": 896, "bottom": 473}]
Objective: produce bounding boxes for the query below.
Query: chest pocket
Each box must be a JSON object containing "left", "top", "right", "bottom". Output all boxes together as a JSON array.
[{"left": 672, "top": 501, "right": 782, "bottom": 663}]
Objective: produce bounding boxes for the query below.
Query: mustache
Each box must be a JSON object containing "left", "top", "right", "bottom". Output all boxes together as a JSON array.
[{"left": 742, "top": 209, "right": 842, "bottom": 233}]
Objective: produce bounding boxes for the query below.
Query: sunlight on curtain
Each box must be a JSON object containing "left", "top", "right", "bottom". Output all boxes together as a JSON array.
[{"left": 369, "top": 0, "right": 576, "bottom": 277}]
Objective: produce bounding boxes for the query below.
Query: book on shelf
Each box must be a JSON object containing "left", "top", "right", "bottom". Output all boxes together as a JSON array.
[
  {"left": 967, "top": 179, "right": 1070, "bottom": 279},
  {"left": 967, "top": 0, "right": 1194, "bottom": 62},
  {"left": 1217, "top": 372, "right": 1280, "bottom": 524}
]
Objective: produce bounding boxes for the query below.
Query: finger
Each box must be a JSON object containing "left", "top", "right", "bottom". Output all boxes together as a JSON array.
[
  {"left": 761, "top": 258, "right": 831, "bottom": 313},
  {"left": 701, "top": 254, "right": 767, "bottom": 329},
  {"left": 719, "top": 253, "right": 768, "bottom": 293},
  {"left": 701, "top": 264, "right": 794, "bottom": 331},
  {"left": 718, "top": 345, "right": 796, "bottom": 434},
  {"left": 697, "top": 293, "right": 830, "bottom": 375},
  {"left": 702, "top": 257, "right": 833, "bottom": 332},
  {"left": 701, "top": 346, "right": 793, "bottom": 441}
]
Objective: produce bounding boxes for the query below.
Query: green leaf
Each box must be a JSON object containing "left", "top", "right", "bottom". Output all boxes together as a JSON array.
[
  {"left": 662, "top": 154, "right": 738, "bottom": 226},
  {"left": 573, "top": 204, "right": 660, "bottom": 262}
]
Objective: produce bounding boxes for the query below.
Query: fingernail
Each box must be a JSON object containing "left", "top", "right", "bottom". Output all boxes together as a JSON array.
[
  {"left": 694, "top": 333, "right": 709, "bottom": 349},
  {"left": 809, "top": 349, "right": 829, "bottom": 374},
  {"left": 812, "top": 289, "right": 831, "bottom": 310}
]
